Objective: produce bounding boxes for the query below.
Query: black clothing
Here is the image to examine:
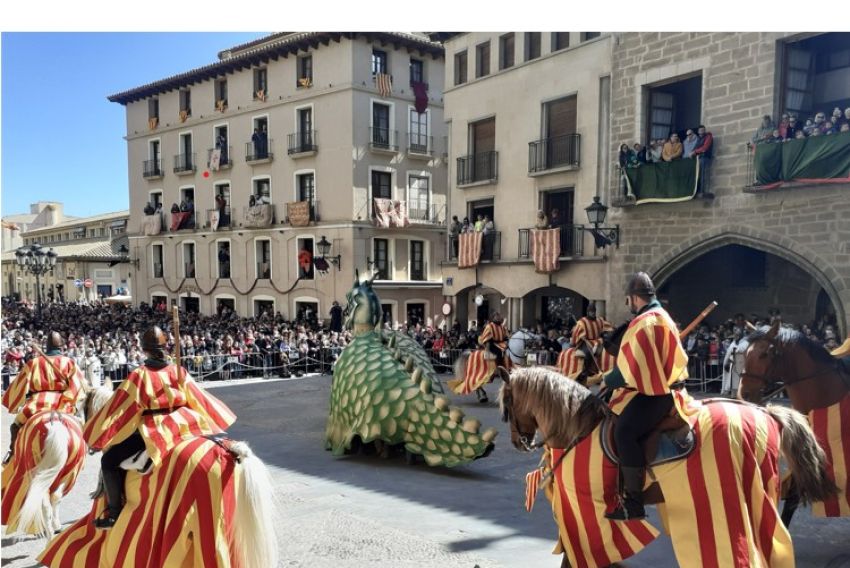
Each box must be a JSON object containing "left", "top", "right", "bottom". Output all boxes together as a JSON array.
[
  {"left": 100, "top": 431, "right": 146, "bottom": 519},
  {"left": 615, "top": 392, "right": 674, "bottom": 467},
  {"left": 330, "top": 305, "right": 343, "bottom": 333}
]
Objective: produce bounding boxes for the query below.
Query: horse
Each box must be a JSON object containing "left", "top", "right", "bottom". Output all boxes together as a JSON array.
[
  {"left": 38, "top": 383, "right": 279, "bottom": 568},
  {"left": 739, "top": 320, "right": 850, "bottom": 522},
  {"left": 498, "top": 366, "right": 837, "bottom": 568}
]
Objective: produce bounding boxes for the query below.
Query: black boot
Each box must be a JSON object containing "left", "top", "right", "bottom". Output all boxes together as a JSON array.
[
  {"left": 93, "top": 467, "right": 126, "bottom": 529},
  {"left": 476, "top": 388, "right": 489, "bottom": 404},
  {"left": 606, "top": 466, "right": 647, "bottom": 521},
  {"left": 3, "top": 423, "right": 20, "bottom": 465}
]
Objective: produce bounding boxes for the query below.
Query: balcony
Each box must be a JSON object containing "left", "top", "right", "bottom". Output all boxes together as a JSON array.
[
  {"left": 449, "top": 232, "right": 501, "bottom": 261},
  {"left": 369, "top": 127, "right": 399, "bottom": 154},
  {"left": 408, "top": 203, "right": 444, "bottom": 224},
  {"left": 143, "top": 159, "right": 163, "bottom": 179},
  {"left": 410, "top": 261, "right": 428, "bottom": 281},
  {"left": 528, "top": 133, "right": 581, "bottom": 174},
  {"left": 407, "top": 133, "right": 433, "bottom": 159},
  {"left": 242, "top": 203, "right": 275, "bottom": 228},
  {"left": 206, "top": 147, "right": 232, "bottom": 170},
  {"left": 744, "top": 137, "right": 850, "bottom": 193},
  {"left": 287, "top": 131, "right": 318, "bottom": 157},
  {"left": 457, "top": 151, "right": 499, "bottom": 186},
  {"left": 153, "top": 262, "right": 163, "bottom": 278},
  {"left": 517, "top": 225, "right": 585, "bottom": 259},
  {"left": 256, "top": 262, "right": 271, "bottom": 280},
  {"left": 173, "top": 153, "right": 196, "bottom": 175},
  {"left": 285, "top": 200, "right": 318, "bottom": 225},
  {"left": 245, "top": 139, "right": 274, "bottom": 164},
  {"left": 207, "top": 207, "right": 231, "bottom": 229},
  {"left": 169, "top": 211, "right": 195, "bottom": 231}
]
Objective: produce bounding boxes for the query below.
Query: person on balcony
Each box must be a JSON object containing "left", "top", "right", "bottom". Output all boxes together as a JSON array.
[
  {"left": 461, "top": 217, "right": 472, "bottom": 234},
  {"left": 784, "top": 116, "right": 801, "bottom": 140},
  {"left": 777, "top": 113, "right": 790, "bottom": 139},
  {"left": 632, "top": 143, "right": 647, "bottom": 164},
  {"left": 618, "top": 143, "right": 633, "bottom": 169},
  {"left": 823, "top": 120, "right": 837, "bottom": 135},
  {"left": 534, "top": 210, "right": 549, "bottom": 230},
  {"left": 143, "top": 202, "right": 155, "bottom": 216},
  {"left": 449, "top": 215, "right": 462, "bottom": 258},
  {"left": 661, "top": 133, "right": 683, "bottom": 162},
  {"left": 752, "top": 115, "right": 775, "bottom": 144},
  {"left": 474, "top": 214, "right": 484, "bottom": 232},
  {"left": 841, "top": 108, "right": 850, "bottom": 129},
  {"left": 692, "top": 125, "right": 714, "bottom": 198},
  {"left": 683, "top": 128, "right": 699, "bottom": 158}
]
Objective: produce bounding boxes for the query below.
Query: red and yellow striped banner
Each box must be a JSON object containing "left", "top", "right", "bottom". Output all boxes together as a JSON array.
[
  {"left": 447, "top": 351, "right": 497, "bottom": 395},
  {"left": 530, "top": 228, "right": 560, "bottom": 273},
  {"left": 809, "top": 393, "right": 850, "bottom": 517},
  {"left": 1, "top": 411, "right": 86, "bottom": 534},
  {"left": 457, "top": 232, "right": 483, "bottom": 269}
]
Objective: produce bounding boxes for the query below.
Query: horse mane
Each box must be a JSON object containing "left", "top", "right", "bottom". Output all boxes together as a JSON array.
[
  {"left": 747, "top": 326, "right": 835, "bottom": 366},
  {"left": 499, "top": 367, "right": 607, "bottom": 447}
]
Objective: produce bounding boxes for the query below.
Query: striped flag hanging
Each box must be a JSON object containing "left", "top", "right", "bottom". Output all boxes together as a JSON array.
[
  {"left": 525, "top": 467, "right": 544, "bottom": 512},
  {"left": 809, "top": 392, "right": 850, "bottom": 517},
  {"left": 531, "top": 228, "right": 560, "bottom": 273},
  {"left": 376, "top": 73, "right": 393, "bottom": 97},
  {"left": 458, "top": 232, "right": 483, "bottom": 268}
]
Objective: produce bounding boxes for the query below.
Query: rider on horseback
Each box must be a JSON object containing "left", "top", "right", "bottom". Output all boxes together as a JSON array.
[
  {"left": 86, "top": 326, "right": 236, "bottom": 529},
  {"left": 480, "top": 311, "right": 509, "bottom": 368},
  {"left": 572, "top": 301, "right": 612, "bottom": 379},
  {"left": 2, "top": 331, "right": 84, "bottom": 465},
  {"left": 603, "top": 272, "right": 688, "bottom": 521}
]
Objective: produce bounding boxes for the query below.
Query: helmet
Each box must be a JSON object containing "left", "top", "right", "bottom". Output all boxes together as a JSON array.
[
  {"left": 491, "top": 312, "right": 504, "bottom": 324},
  {"left": 46, "top": 331, "right": 66, "bottom": 351},
  {"left": 626, "top": 272, "right": 656, "bottom": 298},
  {"left": 141, "top": 326, "right": 168, "bottom": 352},
  {"left": 586, "top": 301, "right": 597, "bottom": 317}
]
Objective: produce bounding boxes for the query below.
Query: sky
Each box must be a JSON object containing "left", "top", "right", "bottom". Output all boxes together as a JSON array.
[{"left": 1, "top": 32, "right": 267, "bottom": 219}]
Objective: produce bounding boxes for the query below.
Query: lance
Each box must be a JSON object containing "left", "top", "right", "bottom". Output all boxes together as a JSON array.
[
  {"left": 678, "top": 301, "right": 718, "bottom": 340},
  {"left": 172, "top": 305, "right": 182, "bottom": 381}
]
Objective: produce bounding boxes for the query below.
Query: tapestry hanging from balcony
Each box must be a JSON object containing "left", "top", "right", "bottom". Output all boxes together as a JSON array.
[
  {"left": 287, "top": 201, "right": 311, "bottom": 227},
  {"left": 623, "top": 157, "right": 699, "bottom": 205},
  {"left": 244, "top": 204, "right": 273, "bottom": 228},
  {"left": 531, "top": 228, "right": 560, "bottom": 273},
  {"left": 753, "top": 134, "right": 850, "bottom": 188},
  {"left": 373, "top": 198, "right": 410, "bottom": 228},
  {"left": 169, "top": 212, "right": 193, "bottom": 232},
  {"left": 458, "top": 232, "right": 483, "bottom": 269},
  {"left": 141, "top": 214, "right": 162, "bottom": 236}
]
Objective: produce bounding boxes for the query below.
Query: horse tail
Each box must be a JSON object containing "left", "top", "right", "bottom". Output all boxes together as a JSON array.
[
  {"left": 453, "top": 351, "right": 469, "bottom": 382},
  {"left": 16, "top": 420, "right": 70, "bottom": 538},
  {"left": 230, "top": 441, "right": 279, "bottom": 568},
  {"left": 766, "top": 404, "right": 838, "bottom": 505}
]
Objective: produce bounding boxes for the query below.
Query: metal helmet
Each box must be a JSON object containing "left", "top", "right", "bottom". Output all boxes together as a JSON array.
[
  {"left": 626, "top": 272, "right": 656, "bottom": 298},
  {"left": 141, "top": 326, "right": 168, "bottom": 353},
  {"left": 46, "top": 331, "right": 66, "bottom": 351},
  {"left": 491, "top": 311, "right": 504, "bottom": 324},
  {"left": 586, "top": 301, "right": 597, "bottom": 318}
]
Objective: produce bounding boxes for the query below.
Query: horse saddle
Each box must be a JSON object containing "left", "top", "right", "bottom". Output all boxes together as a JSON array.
[{"left": 600, "top": 413, "right": 696, "bottom": 468}]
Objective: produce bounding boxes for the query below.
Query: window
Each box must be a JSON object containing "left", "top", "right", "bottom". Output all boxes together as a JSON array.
[
  {"left": 98, "top": 227, "right": 106, "bottom": 237},
  {"left": 298, "top": 55, "right": 313, "bottom": 87},
  {"left": 408, "top": 175, "right": 430, "bottom": 221},
  {"left": 409, "top": 108, "right": 428, "bottom": 152},
  {"left": 183, "top": 243, "right": 196, "bottom": 278},
  {"left": 297, "top": 172, "right": 315, "bottom": 204},
  {"left": 371, "top": 102, "right": 392, "bottom": 147},
  {"left": 253, "top": 178, "right": 271, "bottom": 203},
  {"left": 297, "top": 107, "right": 313, "bottom": 148},
  {"left": 213, "top": 125, "right": 229, "bottom": 166},
  {"left": 217, "top": 241, "right": 231, "bottom": 278},
  {"left": 215, "top": 79, "right": 227, "bottom": 108},
  {"left": 371, "top": 170, "right": 392, "bottom": 217},
  {"left": 541, "top": 188, "right": 575, "bottom": 255},
  {"left": 297, "top": 238, "right": 315, "bottom": 280},
  {"left": 214, "top": 183, "right": 231, "bottom": 227},
  {"left": 372, "top": 49, "right": 388, "bottom": 76},
  {"left": 177, "top": 133, "right": 193, "bottom": 171},
  {"left": 148, "top": 97, "right": 159, "bottom": 120},
  {"left": 255, "top": 239, "right": 271, "bottom": 279},
  {"left": 148, "top": 140, "right": 161, "bottom": 173},
  {"left": 476, "top": 41, "right": 491, "bottom": 78},
  {"left": 499, "top": 33, "right": 515, "bottom": 70},
  {"left": 149, "top": 191, "right": 163, "bottom": 210},
  {"left": 581, "top": 32, "right": 601, "bottom": 42},
  {"left": 454, "top": 50, "right": 468, "bottom": 85},
  {"left": 409, "top": 58, "right": 424, "bottom": 85},
  {"left": 777, "top": 33, "right": 850, "bottom": 122},
  {"left": 524, "top": 32, "right": 541, "bottom": 61},
  {"left": 253, "top": 68, "right": 268, "bottom": 98},
  {"left": 533, "top": 95, "right": 579, "bottom": 170},
  {"left": 410, "top": 241, "right": 425, "bottom": 281},
  {"left": 250, "top": 116, "right": 270, "bottom": 160},
  {"left": 373, "top": 239, "right": 389, "bottom": 280},
  {"left": 552, "top": 32, "right": 570, "bottom": 51},
  {"left": 645, "top": 73, "right": 703, "bottom": 143},
  {"left": 470, "top": 116, "right": 496, "bottom": 155},
  {"left": 152, "top": 244, "right": 164, "bottom": 278},
  {"left": 179, "top": 89, "right": 191, "bottom": 116}
]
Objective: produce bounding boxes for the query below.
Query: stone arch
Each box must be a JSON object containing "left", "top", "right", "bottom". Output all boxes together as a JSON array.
[{"left": 648, "top": 224, "right": 846, "bottom": 336}]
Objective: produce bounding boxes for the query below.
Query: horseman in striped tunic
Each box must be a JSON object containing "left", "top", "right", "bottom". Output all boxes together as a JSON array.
[
  {"left": 571, "top": 302, "right": 612, "bottom": 372},
  {"left": 86, "top": 326, "right": 236, "bottom": 529},
  {"left": 2, "top": 332, "right": 84, "bottom": 465}
]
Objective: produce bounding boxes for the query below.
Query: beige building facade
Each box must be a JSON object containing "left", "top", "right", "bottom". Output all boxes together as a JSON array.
[
  {"left": 437, "top": 32, "right": 615, "bottom": 329},
  {"left": 1, "top": 211, "right": 130, "bottom": 303},
  {"left": 115, "top": 33, "right": 449, "bottom": 326}
]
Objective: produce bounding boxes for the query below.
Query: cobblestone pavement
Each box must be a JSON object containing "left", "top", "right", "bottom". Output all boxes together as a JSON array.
[{"left": 2, "top": 375, "right": 849, "bottom": 567}]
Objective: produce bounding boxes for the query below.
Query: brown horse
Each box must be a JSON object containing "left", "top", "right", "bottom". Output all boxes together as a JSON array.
[
  {"left": 499, "top": 366, "right": 837, "bottom": 568},
  {"left": 739, "top": 320, "right": 850, "bottom": 522}
]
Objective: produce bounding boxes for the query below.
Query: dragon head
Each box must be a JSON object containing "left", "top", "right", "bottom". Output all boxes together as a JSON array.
[{"left": 344, "top": 270, "right": 381, "bottom": 334}]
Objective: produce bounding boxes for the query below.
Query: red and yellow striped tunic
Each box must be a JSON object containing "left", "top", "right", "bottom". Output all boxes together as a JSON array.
[
  {"left": 571, "top": 316, "right": 610, "bottom": 349},
  {"left": 478, "top": 321, "right": 508, "bottom": 350},
  {"left": 809, "top": 392, "right": 850, "bottom": 517},
  {"left": 617, "top": 307, "right": 688, "bottom": 396},
  {"left": 84, "top": 363, "right": 236, "bottom": 468},
  {"left": 2, "top": 355, "right": 84, "bottom": 425}
]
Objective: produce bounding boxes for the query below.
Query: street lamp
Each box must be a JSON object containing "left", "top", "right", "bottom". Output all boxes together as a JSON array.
[
  {"left": 315, "top": 235, "right": 341, "bottom": 270},
  {"left": 583, "top": 196, "right": 620, "bottom": 249},
  {"left": 15, "top": 243, "right": 58, "bottom": 317}
]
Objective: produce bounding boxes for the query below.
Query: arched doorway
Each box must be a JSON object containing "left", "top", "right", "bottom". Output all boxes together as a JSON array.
[
  {"left": 521, "top": 286, "right": 588, "bottom": 330},
  {"left": 656, "top": 244, "right": 840, "bottom": 332},
  {"left": 454, "top": 285, "right": 505, "bottom": 331}
]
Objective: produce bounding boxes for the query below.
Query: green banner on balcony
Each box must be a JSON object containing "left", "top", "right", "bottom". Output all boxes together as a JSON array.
[
  {"left": 623, "top": 158, "right": 699, "bottom": 204},
  {"left": 754, "top": 133, "right": 850, "bottom": 185}
]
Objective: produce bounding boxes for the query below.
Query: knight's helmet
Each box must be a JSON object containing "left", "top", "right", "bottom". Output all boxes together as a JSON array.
[
  {"left": 141, "top": 326, "right": 169, "bottom": 359},
  {"left": 46, "top": 331, "right": 66, "bottom": 352},
  {"left": 625, "top": 271, "right": 656, "bottom": 299},
  {"left": 490, "top": 311, "right": 504, "bottom": 324},
  {"left": 586, "top": 301, "right": 597, "bottom": 319}
]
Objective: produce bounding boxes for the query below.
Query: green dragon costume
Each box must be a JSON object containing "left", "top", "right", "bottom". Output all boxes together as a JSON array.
[{"left": 325, "top": 274, "right": 497, "bottom": 466}]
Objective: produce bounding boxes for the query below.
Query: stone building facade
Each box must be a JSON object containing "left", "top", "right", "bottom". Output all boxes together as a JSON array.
[{"left": 606, "top": 32, "right": 850, "bottom": 335}]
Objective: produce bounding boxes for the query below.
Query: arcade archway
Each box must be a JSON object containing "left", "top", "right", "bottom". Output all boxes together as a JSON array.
[{"left": 521, "top": 286, "right": 589, "bottom": 330}]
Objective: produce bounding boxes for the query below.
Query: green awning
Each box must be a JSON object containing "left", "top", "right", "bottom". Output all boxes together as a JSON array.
[{"left": 624, "top": 158, "right": 700, "bottom": 205}]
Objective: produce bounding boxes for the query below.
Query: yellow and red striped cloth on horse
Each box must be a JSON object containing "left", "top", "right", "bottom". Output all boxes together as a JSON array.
[
  {"left": 531, "top": 228, "right": 560, "bottom": 273},
  {"left": 39, "top": 436, "right": 242, "bottom": 568},
  {"left": 809, "top": 392, "right": 850, "bottom": 517},
  {"left": 1, "top": 411, "right": 86, "bottom": 535},
  {"left": 447, "top": 350, "right": 511, "bottom": 395},
  {"left": 556, "top": 348, "right": 616, "bottom": 380},
  {"left": 457, "top": 232, "right": 483, "bottom": 269},
  {"left": 2, "top": 355, "right": 84, "bottom": 423}
]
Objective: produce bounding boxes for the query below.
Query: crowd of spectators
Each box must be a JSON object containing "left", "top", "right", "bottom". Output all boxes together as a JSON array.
[{"left": 752, "top": 107, "right": 850, "bottom": 144}]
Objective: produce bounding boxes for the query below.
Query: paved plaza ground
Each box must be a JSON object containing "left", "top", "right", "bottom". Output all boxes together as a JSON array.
[{"left": 2, "top": 374, "right": 849, "bottom": 567}]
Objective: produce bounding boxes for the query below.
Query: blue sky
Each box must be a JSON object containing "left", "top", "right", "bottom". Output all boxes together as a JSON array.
[{"left": 1, "top": 32, "right": 266, "bottom": 218}]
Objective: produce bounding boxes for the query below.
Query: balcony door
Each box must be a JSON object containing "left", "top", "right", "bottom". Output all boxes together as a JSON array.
[
  {"left": 371, "top": 170, "right": 392, "bottom": 218},
  {"left": 298, "top": 107, "right": 313, "bottom": 148},
  {"left": 543, "top": 96, "right": 577, "bottom": 168},
  {"left": 372, "top": 103, "right": 390, "bottom": 146},
  {"left": 470, "top": 117, "right": 495, "bottom": 180},
  {"left": 373, "top": 238, "right": 389, "bottom": 280},
  {"left": 410, "top": 240, "right": 425, "bottom": 280}
]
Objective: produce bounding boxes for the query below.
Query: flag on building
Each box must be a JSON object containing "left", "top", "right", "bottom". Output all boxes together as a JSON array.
[
  {"left": 531, "top": 227, "right": 561, "bottom": 273},
  {"left": 458, "top": 232, "right": 483, "bottom": 269},
  {"left": 376, "top": 73, "right": 393, "bottom": 97}
]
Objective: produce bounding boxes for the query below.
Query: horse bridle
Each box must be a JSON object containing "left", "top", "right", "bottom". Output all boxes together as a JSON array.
[
  {"left": 501, "top": 389, "right": 542, "bottom": 451},
  {"left": 741, "top": 336, "right": 839, "bottom": 402}
]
